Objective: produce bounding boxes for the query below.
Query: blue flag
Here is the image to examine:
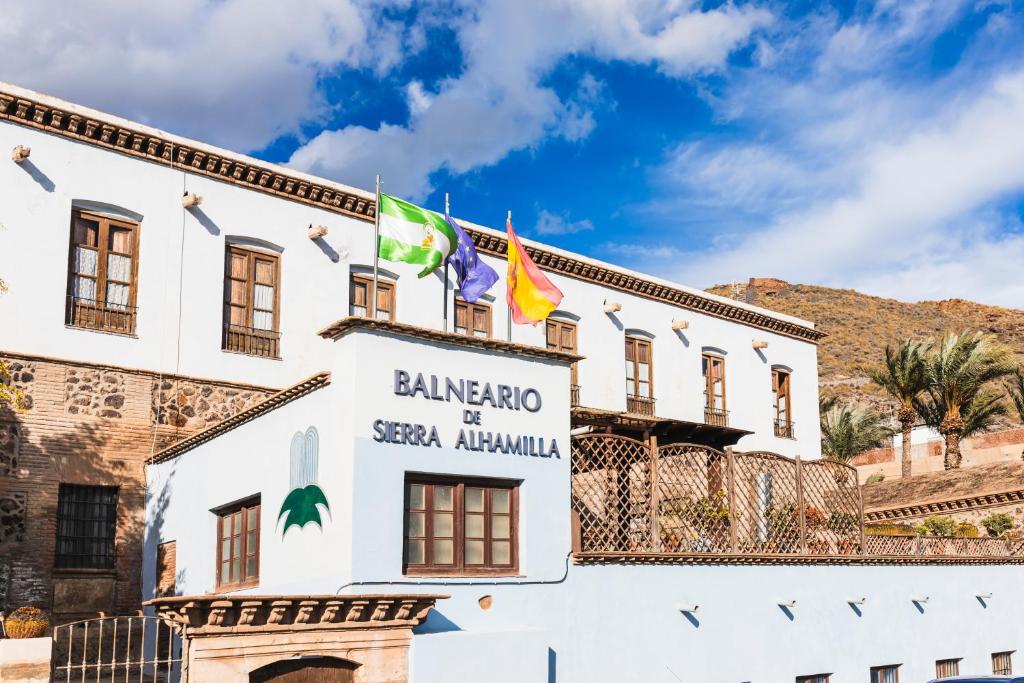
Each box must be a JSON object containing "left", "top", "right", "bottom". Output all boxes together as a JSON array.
[{"left": 444, "top": 212, "right": 498, "bottom": 303}]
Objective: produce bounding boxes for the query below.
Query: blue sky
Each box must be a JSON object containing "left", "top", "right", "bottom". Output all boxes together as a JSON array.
[{"left": 4, "top": 0, "right": 1024, "bottom": 305}]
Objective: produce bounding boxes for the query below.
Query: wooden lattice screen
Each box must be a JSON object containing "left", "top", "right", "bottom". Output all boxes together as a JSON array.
[{"left": 571, "top": 435, "right": 866, "bottom": 557}]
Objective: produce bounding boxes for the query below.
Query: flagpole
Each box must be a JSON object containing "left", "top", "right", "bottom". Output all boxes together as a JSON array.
[
  {"left": 506, "top": 209, "right": 512, "bottom": 342},
  {"left": 372, "top": 175, "right": 381, "bottom": 320},
  {"left": 443, "top": 192, "right": 450, "bottom": 332}
]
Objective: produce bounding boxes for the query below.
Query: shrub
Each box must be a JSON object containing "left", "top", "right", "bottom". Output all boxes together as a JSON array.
[
  {"left": 916, "top": 515, "right": 957, "bottom": 537},
  {"left": 865, "top": 472, "right": 885, "bottom": 485},
  {"left": 980, "top": 512, "right": 1016, "bottom": 538},
  {"left": 953, "top": 522, "right": 980, "bottom": 538},
  {"left": 865, "top": 522, "right": 915, "bottom": 536},
  {"left": 4, "top": 607, "right": 49, "bottom": 638},
  {"left": 827, "top": 511, "right": 860, "bottom": 535}
]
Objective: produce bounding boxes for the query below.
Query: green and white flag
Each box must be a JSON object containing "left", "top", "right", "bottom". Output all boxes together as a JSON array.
[{"left": 377, "top": 193, "right": 457, "bottom": 277}]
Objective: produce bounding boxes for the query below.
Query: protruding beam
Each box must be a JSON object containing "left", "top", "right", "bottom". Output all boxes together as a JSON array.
[{"left": 11, "top": 145, "right": 30, "bottom": 163}]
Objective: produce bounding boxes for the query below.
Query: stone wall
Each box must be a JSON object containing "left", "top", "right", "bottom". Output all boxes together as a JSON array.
[
  {"left": 863, "top": 460, "right": 1024, "bottom": 532},
  {"left": 0, "top": 352, "right": 274, "bottom": 619}
]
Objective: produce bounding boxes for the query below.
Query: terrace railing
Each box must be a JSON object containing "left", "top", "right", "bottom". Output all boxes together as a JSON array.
[
  {"left": 626, "top": 394, "right": 656, "bottom": 416},
  {"left": 570, "top": 434, "right": 1024, "bottom": 562},
  {"left": 704, "top": 407, "right": 729, "bottom": 427}
]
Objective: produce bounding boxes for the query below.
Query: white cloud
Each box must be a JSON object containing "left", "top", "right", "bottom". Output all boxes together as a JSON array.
[
  {"left": 288, "top": 0, "right": 772, "bottom": 200},
  {"left": 0, "top": 0, "right": 400, "bottom": 151},
  {"left": 672, "top": 69, "right": 1024, "bottom": 306},
  {"left": 535, "top": 209, "right": 594, "bottom": 236}
]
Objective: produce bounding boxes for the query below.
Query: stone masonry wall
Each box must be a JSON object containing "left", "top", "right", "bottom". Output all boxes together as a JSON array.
[{"left": 0, "top": 352, "right": 274, "bottom": 619}]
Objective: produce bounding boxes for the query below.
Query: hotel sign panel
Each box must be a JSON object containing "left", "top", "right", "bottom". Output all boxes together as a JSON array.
[{"left": 371, "top": 369, "right": 561, "bottom": 458}]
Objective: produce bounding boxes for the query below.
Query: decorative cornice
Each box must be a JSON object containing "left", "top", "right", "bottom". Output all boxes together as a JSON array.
[
  {"left": 318, "top": 316, "right": 583, "bottom": 363},
  {"left": 147, "top": 371, "right": 331, "bottom": 464},
  {"left": 0, "top": 85, "right": 824, "bottom": 344},
  {"left": 145, "top": 594, "right": 445, "bottom": 635},
  {"left": 468, "top": 234, "right": 826, "bottom": 344},
  {"left": 0, "top": 90, "right": 374, "bottom": 222},
  {"left": 865, "top": 489, "right": 1024, "bottom": 522}
]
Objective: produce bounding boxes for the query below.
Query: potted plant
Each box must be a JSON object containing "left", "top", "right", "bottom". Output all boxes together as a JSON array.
[{"left": 3, "top": 607, "right": 48, "bottom": 639}]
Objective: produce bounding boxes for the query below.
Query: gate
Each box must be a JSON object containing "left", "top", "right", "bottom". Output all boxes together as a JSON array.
[{"left": 52, "top": 615, "right": 184, "bottom": 683}]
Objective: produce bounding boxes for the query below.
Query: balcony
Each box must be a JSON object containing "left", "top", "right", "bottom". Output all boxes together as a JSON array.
[
  {"left": 626, "top": 394, "right": 655, "bottom": 416},
  {"left": 704, "top": 407, "right": 728, "bottom": 427},
  {"left": 66, "top": 295, "right": 137, "bottom": 336},
  {"left": 569, "top": 434, "right": 1024, "bottom": 563},
  {"left": 570, "top": 384, "right": 581, "bottom": 407},
  {"left": 223, "top": 323, "right": 281, "bottom": 359},
  {"left": 774, "top": 418, "right": 795, "bottom": 439}
]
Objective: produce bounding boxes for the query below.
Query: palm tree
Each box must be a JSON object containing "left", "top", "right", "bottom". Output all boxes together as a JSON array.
[
  {"left": 913, "top": 331, "right": 1016, "bottom": 469},
  {"left": 863, "top": 340, "right": 930, "bottom": 479},
  {"left": 819, "top": 398, "right": 893, "bottom": 466},
  {"left": 1006, "top": 369, "right": 1024, "bottom": 424}
]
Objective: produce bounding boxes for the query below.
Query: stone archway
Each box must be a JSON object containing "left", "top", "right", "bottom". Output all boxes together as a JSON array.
[{"left": 250, "top": 656, "right": 357, "bottom": 683}]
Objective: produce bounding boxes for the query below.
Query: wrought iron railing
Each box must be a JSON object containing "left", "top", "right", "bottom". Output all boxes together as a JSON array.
[
  {"left": 223, "top": 323, "right": 280, "bottom": 358},
  {"left": 570, "top": 384, "right": 581, "bottom": 407},
  {"left": 774, "top": 418, "right": 795, "bottom": 439},
  {"left": 704, "top": 407, "right": 728, "bottom": 427},
  {"left": 66, "top": 295, "right": 137, "bottom": 335},
  {"left": 52, "top": 615, "right": 182, "bottom": 682},
  {"left": 626, "top": 394, "right": 655, "bottom": 416},
  {"left": 569, "top": 435, "right": 1024, "bottom": 562}
]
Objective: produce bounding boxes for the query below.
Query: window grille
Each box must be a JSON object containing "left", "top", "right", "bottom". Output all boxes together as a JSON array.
[
  {"left": 870, "top": 664, "right": 900, "bottom": 682},
  {"left": 55, "top": 484, "right": 118, "bottom": 569},
  {"left": 993, "top": 651, "right": 1014, "bottom": 675},
  {"left": 936, "top": 659, "right": 961, "bottom": 677}
]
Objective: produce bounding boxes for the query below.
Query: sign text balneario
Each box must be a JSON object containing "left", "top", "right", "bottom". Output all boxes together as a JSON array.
[{"left": 370, "top": 370, "right": 560, "bottom": 458}]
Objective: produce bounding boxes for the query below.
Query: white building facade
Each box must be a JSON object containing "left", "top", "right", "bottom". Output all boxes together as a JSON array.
[{"left": 1, "top": 83, "right": 1022, "bottom": 682}]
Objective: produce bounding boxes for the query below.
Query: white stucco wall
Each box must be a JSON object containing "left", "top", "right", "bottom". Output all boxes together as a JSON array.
[
  {"left": 1, "top": 113, "right": 821, "bottom": 460},
  {"left": 145, "top": 331, "right": 1023, "bottom": 682}
]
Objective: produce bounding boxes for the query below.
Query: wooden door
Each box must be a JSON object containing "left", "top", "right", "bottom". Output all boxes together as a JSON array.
[{"left": 249, "top": 657, "right": 357, "bottom": 683}]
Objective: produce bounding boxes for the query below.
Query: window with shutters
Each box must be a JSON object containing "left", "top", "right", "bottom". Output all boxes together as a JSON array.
[
  {"left": 223, "top": 245, "right": 280, "bottom": 358},
  {"left": 546, "top": 318, "right": 579, "bottom": 405},
  {"left": 702, "top": 353, "right": 727, "bottom": 426},
  {"left": 66, "top": 210, "right": 139, "bottom": 335},
  {"left": 625, "top": 336, "right": 654, "bottom": 415},
  {"left": 772, "top": 368, "right": 794, "bottom": 438},
  {"left": 454, "top": 299, "right": 491, "bottom": 338},
  {"left": 795, "top": 675, "right": 829, "bottom": 683},
  {"left": 156, "top": 541, "right": 176, "bottom": 597},
  {"left": 993, "top": 651, "right": 1014, "bottom": 675},
  {"left": 935, "top": 659, "right": 960, "bottom": 677},
  {"left": 404, "top": 476, "right": 518, "bottom": 576},
  {"left": 55, "top": 484, "right": 118, "bottom": 570},
  {"left": 349, "top": 274, "right": 395, "bottom": 321},
  {"left": 870, "top": 665, "right": 900, "bottom": 683},
  {"left": 215, "top": 497, "right": 260, "bottom": 590}
]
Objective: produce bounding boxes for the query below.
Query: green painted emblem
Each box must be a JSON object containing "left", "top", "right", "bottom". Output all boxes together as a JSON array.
[
  {"left": 278, "top": 483, "right": 330, "bottom": 533},
  {"left": 279, "top": 427, "right": 329, "bottom": 535}
]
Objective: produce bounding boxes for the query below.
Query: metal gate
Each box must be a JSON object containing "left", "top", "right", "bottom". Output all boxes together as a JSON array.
[{"left": 52, "top": 615, "right": 183, "bottom": 683}]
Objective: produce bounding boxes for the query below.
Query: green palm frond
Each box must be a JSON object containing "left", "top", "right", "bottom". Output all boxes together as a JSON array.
[
  {"left": 278, "top": 484, "right": 330, "bottom": 534},
  {"left": 819, "top": 400, "right": 893, "bottom": 464},
  {"left": 1005, "top": 370, "right": 1024, "bottom": 424},
  {"left": 861, "top": 339, "right": 930, "bottom": 409},
  {"left": 915, "top": 331, "right": 1016, "bottom": 432}
]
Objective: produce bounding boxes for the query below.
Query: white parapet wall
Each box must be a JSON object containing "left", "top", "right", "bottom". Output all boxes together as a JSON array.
[{"left": 0, "top": 637, "right": 51, "bottom": 683}]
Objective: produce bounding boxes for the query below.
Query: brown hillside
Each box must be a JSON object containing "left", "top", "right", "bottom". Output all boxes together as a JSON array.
[{"left": 707, "top": 278, "right": 1024, "bottom": 416}]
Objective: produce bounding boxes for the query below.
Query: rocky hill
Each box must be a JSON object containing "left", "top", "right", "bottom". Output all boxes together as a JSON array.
[{"left": 707, "top": 278, "right": 1024, "bottom": 418}]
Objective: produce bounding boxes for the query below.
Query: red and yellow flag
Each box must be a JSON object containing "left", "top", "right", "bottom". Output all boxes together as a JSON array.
[{"left": 506, "top": 217, "right": 563, "bottom": 325}]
